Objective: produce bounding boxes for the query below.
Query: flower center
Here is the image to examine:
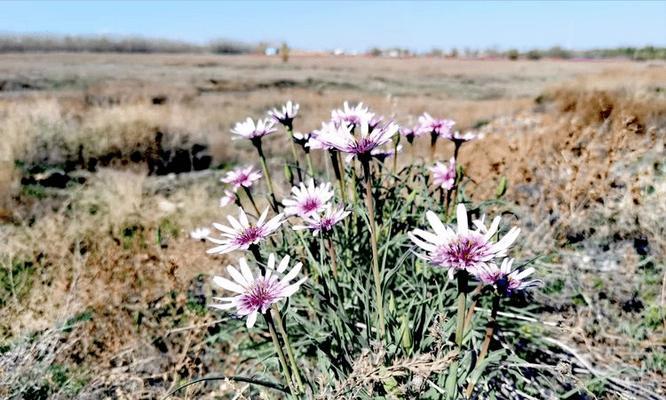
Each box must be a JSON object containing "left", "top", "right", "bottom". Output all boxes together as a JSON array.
[
  {"left": 301, "top": 197, "right": 321, "bottom": 213},
  {"left": 433, "top": 233, "right": 492, "bottom": 270},
  {"left": 238, "top": 277, "right": 282, "bottom": 312},
  {"left": 236, "top": 226, "right": 262, "bottom": 246}
]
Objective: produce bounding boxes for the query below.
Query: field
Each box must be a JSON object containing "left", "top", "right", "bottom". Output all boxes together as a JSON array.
[{"left": 1, "top": 53, "right": 665, "bottom": 399}]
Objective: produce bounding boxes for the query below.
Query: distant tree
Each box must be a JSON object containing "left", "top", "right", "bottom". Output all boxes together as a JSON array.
[
  {"left": 280, "top": 42, "right": 290, "bottom": 63},
  {"left": 526, "top": 49, "right": 542, "bottom": 60},
  {"left": 429, "top": 48, "right": 444, "bottom": 57},
  {"left": 369, "top": 47, "right": 382, "bottom": 57},
  {"left": 546, "top": 46, "right": 571, "bottom": 59},
  {"left": 507, "top": 49, "right": 519, "bottom": 60},
  {"left": 449, "top": 48, "right": 459, "bottom": 58}
]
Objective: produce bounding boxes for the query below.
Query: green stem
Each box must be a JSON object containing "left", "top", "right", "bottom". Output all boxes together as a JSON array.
[
  {"left": 263, "top": 312, "right": 294, "bottom": 393},
  {"left": 287, "top": 127, "right": 303, "bottom": 182},
  {"left": 445, "top": 272, "right": 468, "bottom": 399},
  {"left": 272, "top": 307, "right": 304, "bottom": 393},
  {"left": 329, "top": 150, "right": 347, "bottom": 203},
  {"left": 465, "top": 295, "right": 500, "bottom": 397},
  {"left": 254, "top": 139, "right": 278, "bottom": 211},
  {"left": 362, "top": 158, "right": 385, "bottom": 340},
  {"left": 305, "top": 151, "right": 315, "bottom": 178},
  {"left": 325, "top": 236, "right": 338, "bottom": 278},
  {"left": 243, "top": 187, "right": 261, "bottom": 216}
]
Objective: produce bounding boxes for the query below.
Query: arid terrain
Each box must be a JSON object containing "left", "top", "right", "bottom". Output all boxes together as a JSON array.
[{"left": 1, "top": 53, "right": 664, "bottom": 399}]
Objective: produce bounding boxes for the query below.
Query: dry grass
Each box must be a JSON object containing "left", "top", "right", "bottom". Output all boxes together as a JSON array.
[{"left": 0, "top": 54, "right": 664, "bottom": 398}]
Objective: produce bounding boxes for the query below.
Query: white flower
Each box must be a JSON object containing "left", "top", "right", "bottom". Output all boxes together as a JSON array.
[
  {"left": 190, "top": 227, "right": 211, "bottom": 240},
  {"left": 211, "top": 254, "right": 307, "bottom": 328},
  {"left": 207, "top": 207, "right": 284, "bottom": 254},
  {"left": 221, "top": 166, "right": 262, "bottom": 190},
  {"left": 282, "top": 179, "right": 334, "bottom": 217},
  {"left": 418, "top": 113, "right": 455, "bottom": 138},
  {"left": 409, "top": 204, "right": 520, "bottom": 279},
  {"left": 476, "top": 258, "right": 540, "bottom": 295},
  {"left": 315, "top": 116, "right": 399, "bottom": 161},
  {"left": 293, "top": 206, "right": 350, "bottom": 235},
  {"left": 331, "top": 101, "right": 375, "bottom": 127},
  {"left": 268, "top": 100, "right": 299, "bottom": 128},
  {"left": 231, "top": 117, "right": 277, "bottom": 140}
]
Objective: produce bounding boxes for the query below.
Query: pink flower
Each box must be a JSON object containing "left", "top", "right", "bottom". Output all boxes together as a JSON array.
[
  {"left": 418, "top": 113, "right": 455, "bottom": 139},
  {"left": 476, "top": 258, "right": 540, "bottom": 296},
  {"left": 315, "top": 116, "right": 399, "bottom": 161},
  {"left": 268, "top": 100, "right": 299, "bottom": 129},
  {"left": 219, "top": 190, "right": 237, "bottom": 207},
  {"left": 231, "top": 117, "right": 277, "bottom": 140},
  {"left": 306, "top": 121, "right": 338, "bottom": 150},
  {"left": 430, "top": 158, "right": 456, "bottom": 190},
  {"left": 282, "top": 179, "right": 334, "bottom": 217},
  {"left": 221, "top": 166, "right": 262, "bottom": 190},
  {"left": 293, "top": 206, "right": 350, "bottom": 235},
  {"left": 331, "top": 101, "right": 375, "bottom": 128},
  {"left": 207, "top": 207, "right": 284, "bottom": 254},
  {"left": 211, "top": 254, "right": 307, "bottom": 328},
  {"left": 409, "top": 204, "right": 520, "bottom": 279}
]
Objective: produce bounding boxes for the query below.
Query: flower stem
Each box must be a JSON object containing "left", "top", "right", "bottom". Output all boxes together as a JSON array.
[
  {"left": 361, "top": 158, "right": 385, "bottom": 340},
  {"left": 465, "top": 295, "right": 500, "bottom": 397},
  {"left": 325, "top": 236, "right": 338, "bottom": 278},
  {"left": 305, "top": 151, "right": 315, "bottom": 178},
  {"left": 272, "top": 306, "right": 304, "bottom": 393},
  {"left": 445, "top": 271, "right": 468, "bottom": 398},
  {"left": 263, "top": 312, "right": 294, "bottom": 393},
  {"left": 329, "top": 150, "right": 347, "bottom": 203},
  {"left": 392, "top": 135, "right": 400, "bottom": 174},
  {"left": 242, "top": 187, "right": 261, "bottom": 216},
  {"left": 287, "top": 127, "right": 303, "bottom": 182},
  {"left": 430, "top": 132, "right": 437, "bottom": 163},
  {"left": 254, "top": 139, "right": 278, "bottom": 211}
]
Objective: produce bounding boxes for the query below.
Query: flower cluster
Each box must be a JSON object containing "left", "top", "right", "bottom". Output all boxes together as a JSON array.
[
  {"left": 201, "top": 100, "right": 541, "bottom": 395},
  {"left": 410, "top": 203, "right": 534, "bottom": 295}
]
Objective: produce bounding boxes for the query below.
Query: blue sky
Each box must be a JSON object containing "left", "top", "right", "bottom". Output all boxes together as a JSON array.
[{"left": 2, "top": 1, "right": 664, "bottom": 51}]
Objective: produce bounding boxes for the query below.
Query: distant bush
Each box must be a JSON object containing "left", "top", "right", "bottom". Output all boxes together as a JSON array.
[
  {"left": 0, "top": 34, "right": 204, "bottom": 53},
  {"left": 208, "top": 38, "right": 254, "bottom": 55},
  {"left": 526, "top": 49, "right": 542, "bottom": 60},
  {"left": 507, "top": 49, "right": 519, "bottom": 60}
]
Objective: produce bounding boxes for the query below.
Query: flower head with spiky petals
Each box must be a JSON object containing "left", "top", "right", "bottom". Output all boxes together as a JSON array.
[
  {"left": 293, "top": 206, "right": 350, "bottom": 235},
  {"left": 409, "top": 204, "right": 520, "bottom": 279},
  {"left": 430, "top": 158, "right": 456, "bottom": 190},
  {"left": 282, "top": 179, "right": 334, "bottom": 217},
  {"left": 211, "top": 254, "right": 307, "bottom": 328},
  {"left": 400, "top": 126, "right": 423, "bottom": 143},
  {"left": 268, "top": 100, "right": 299, "bottom": 129},
  {"left": 292, "top": 131, "right": 312, "bottom": 149},
  {"left": 190, "top": 227, "right": 211, "bottom": 240},
  {"left": 207, "top": 207, "right": 284, "bottom": 254},
  {"left": 476, "top": 258, "right": 540, "bottom": 296},
  {"left": 219, "top": 190, "right": 237, "bottom": 208},
  {"left": 231, "top": 117, "right": 277, "bottom": 141},
  {"left": 418, "top": 113, "right": 456, "bottom": 138},
  {"left": 331, "top": 101, "right": 375, "bottom": 128},
  {"left": 316, "top": 116, "right": 399, "bottom": 162},
  {"left": 221, "top": 166, "right": 262, "bottom": 190},
  {"left": 449, "top": 130, "right": 481, "bottom": 144}
]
